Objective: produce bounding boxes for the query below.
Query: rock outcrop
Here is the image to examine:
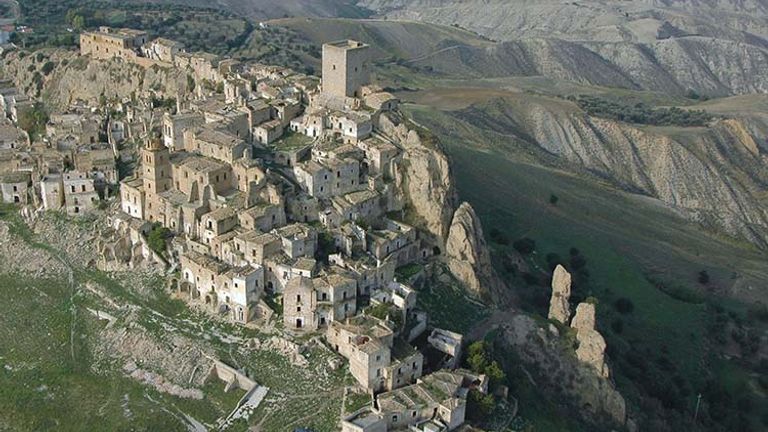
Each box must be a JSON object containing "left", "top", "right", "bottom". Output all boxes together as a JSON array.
[
  {"left": 501, "top": 313, "right": 626, "bottom": 426},
  {"left": 381, "top": 113, "right": 456, "bottom": 243},
  {"left": 445, "top": 202, "right": 505, "bottom": 299},
  {"left": 548, "top": 264, "right": 572, "bottom": 324},
  {"left": 1, "top": 50, "right": 189, "bottom": 109},
  {"left": 571, "top": 302, "right": 610, "bottom": 378}
]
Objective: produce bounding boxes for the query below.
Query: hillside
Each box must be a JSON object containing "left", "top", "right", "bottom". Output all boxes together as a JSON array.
[
  {"left": 451, "top": 96, "right": 768, "bottom": 249},
  {"left": 357, "top": 0, "right": 768, "bottom": 96}
]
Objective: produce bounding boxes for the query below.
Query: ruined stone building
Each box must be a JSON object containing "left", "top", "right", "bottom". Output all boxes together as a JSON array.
[
  {"left": 342, "top": 370, "right": 487, "bottom": 432},
  {"left": 326, "top": 315, "right": 424, "bottom": 392}
]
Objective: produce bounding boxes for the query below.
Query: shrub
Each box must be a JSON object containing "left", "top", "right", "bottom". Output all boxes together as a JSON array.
[
  {"left": 570, "top": 95, "right": 713, "bottom": 127},
  {"left": 146, "top": 223, "right": 170, "bottom": 256},
  {"left": 512, "top": 237, "right": 536, "bottom": 255},
  {"left": 698, "top": 270, "right": 710, "bottom": 285},
  {"left": 549, "top": 194, "right": 559, "bottom": 205},
  {"left": 614, "top": 297, "right": 635, "bottom": 314},
  {"left": 489, "top": 228, "right": 510, "bottom": 245},
  {"left": 466, "top": 390, "right": 495, "bottom": 421},
  {"left": 41, "top": 61, "right": 55, "bottom": 75},
  {"left": 611, "top": 318, "right": 624, "bottom": 334}
]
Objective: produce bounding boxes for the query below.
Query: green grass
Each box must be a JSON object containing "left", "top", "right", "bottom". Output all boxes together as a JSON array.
[
  {"left": 0, "top": 273, "right": 187, "bottom": 431},
  {"left": 344, "top": 390, "right": 372, "bottom": 414},
  {"left": 416, "top": 266, "right": 488, "bottom": 334},
  {"left": 395, "top": 262, "right": 423, "bottom": 281},
  {"left": 238, "top": 345, "right": 350, "bottom": 431},
  {"left": 0, "top": 209, "right": 259, "bottom": 431}
]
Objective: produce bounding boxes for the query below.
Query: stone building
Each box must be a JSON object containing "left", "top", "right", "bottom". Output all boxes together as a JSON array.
[
  {"left": 283, "top": 271, "right": 357, "bottom": 330},
  {"left": 326, "top": 315, "right": 424, "bottom": 392},
  {"left": 142, "top": 38, "right": 185, "bottom": 63},
  {"left": 80, "top": 27, "right": 148, "bottom": 61},
  {"left": 163, "top": 112, "right": 204, "bottom": 151},
  {"left": 62, "top": 170, "right": 100, "bottom": 215},
  {"left": 179, "top": 250, "right": 264, "bottom": 323},
  {"left": 0, "top": 171, "right": 31, "bottom": 204},
  {"left": 40, "top": 174, "right": 64, "bottom": 210},
  {"left": 322, "top": 40, "right": 371, "bottom": 99}
]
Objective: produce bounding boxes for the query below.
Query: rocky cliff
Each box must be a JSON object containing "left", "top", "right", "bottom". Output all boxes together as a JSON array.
[
  {"left": 571, "top": 302, "right": 611, "bottom": 379},
  {"left": 381, "top": 113, "right": 456, "bottom": 242},
  {"left": 501, "top": 313, "right": 627, "bottom": 427},
  {"left": 445, "top": 202, "right": 506, "bottom": 300},
  {"left": 1, "top": 50, "right": 189, "bottom": 109},
  {"left": 548, "top": 264, "right": 572, "bottom": 324},
  {"left": 380, "top": 113, "right": 509, "bottom": 300}
]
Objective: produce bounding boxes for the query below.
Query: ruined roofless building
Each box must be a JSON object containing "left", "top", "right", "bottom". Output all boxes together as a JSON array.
[{"left": 322, "top": 40, "right": 370, "bottom": 99}]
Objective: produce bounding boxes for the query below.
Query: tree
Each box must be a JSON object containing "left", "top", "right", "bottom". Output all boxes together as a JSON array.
[
  {"left": 485, "top": 361, "right": 506, "bottom": 388},
  {"left": 17, "top": 103, "right": 49, "bottom": 139},
  {"left": 698, "top": 270, "right": 710, "bottom": 285},
  {"left": 512, "top": 237, "right": 536, "bottom": 255},
  {"left": 466, "top": 390, "right": 495, "bottom": 421},
  {"left": 146, "top": 223, "right": 170, "bottom": 257},
  {"left": 614, "top": 297, "right": 634, "bottom": 314},
  {"left": 72, "top": 15, "right": 86, "bottom": 30},
  {"left": 549, "top": 194, "right": 559, "bottom": 205},
  {"left": 466, "top": 341, "right": 489, "bottom": 373}
]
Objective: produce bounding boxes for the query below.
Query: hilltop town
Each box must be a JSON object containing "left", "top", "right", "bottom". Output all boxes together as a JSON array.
[{"left": 0, "top": 26, "right": 499, "bottom": 431}]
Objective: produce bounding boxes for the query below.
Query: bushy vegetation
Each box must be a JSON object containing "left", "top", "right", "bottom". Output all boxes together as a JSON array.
[
  {"left": 17, "top": 102, "right": 49, "bottom": 139},
  {"left": 145, "top": 222, "right": 170, "bottom": 257},
  {"left": 570, "top": 95, "right": 713, "bottom": 127}
]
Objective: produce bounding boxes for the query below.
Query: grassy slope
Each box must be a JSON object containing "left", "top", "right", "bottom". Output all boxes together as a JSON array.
[
  {"left": 404, "top": 103, "right": 768, "bottom": 429},
  {"left": 272, "top": 17, "right": 490, "bottom": 61},
  {"left": 0, "top": 207, "right": 352, "bottom": 431}
]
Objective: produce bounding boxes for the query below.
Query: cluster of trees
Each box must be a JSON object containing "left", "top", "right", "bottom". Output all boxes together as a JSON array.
[
  {"left": 464, "top": 340, "right": 506, "bottom": 422},
  {"left": 146, "top": 223, "right": 170, "bottom": 257},
  {"left": 17, "top": 102, "right": 49, "bottom": 140},
  {"left": 570, "top": 95, "right": 713, "bottom": 127}
]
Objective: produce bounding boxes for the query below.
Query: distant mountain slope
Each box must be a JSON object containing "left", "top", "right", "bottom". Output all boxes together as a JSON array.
[
  {"left": 120, "top": 0, "right": 372, "bottom": 20},
  {"left": 356, "top": 0, "right": 768, "bottom": 95},
  {"left": 274, "top": 17, "right": 768, "bottom": 96},
  {"left": 404, "top": 92, "right": 768, "bottom": 248}
]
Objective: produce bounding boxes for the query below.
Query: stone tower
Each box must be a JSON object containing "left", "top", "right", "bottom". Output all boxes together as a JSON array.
[
  {"left": 141, "top": 137, "right": 172, "bottom": 195},
  {"left": 322, "top": 40, "right": 370, "bottom": 99}
]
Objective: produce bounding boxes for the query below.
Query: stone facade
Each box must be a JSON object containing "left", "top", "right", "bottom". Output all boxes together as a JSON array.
[{"left": 322, "top": 40, "right": 370, "bottom": 99}]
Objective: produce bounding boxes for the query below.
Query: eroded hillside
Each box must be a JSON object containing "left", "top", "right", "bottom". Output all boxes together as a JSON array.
[
  {"left": 358, "top": 0, "right": 768, "bottom": 96},
  {"left": 404, "top": 92, "right": 768, "bottom": 249}
]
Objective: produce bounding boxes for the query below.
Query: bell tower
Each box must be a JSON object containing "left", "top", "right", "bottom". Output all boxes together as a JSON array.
[{"left": 142, "top": 137, "right": 172, "bottom": 195}]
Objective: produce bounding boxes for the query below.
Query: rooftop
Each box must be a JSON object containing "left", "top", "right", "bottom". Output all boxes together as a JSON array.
[{"left": 325, "top": 40, "right": 369, "bottom": 50}]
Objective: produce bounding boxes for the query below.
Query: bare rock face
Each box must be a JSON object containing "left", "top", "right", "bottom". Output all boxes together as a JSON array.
[
  {"left": 548, "top": 264, "right": 572, "bottom": 324},
  {"left": 445, "top": 202, "right": 505, "bottom": 299},
  {"left": 1, "top": 50, "right": 189, "bottom": 110},
  {"left": 571, "top": 303, "right": 610, "bottom": 378},
  {"left": 381, "top": 114, "right": 456, "bottom": 243}
]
